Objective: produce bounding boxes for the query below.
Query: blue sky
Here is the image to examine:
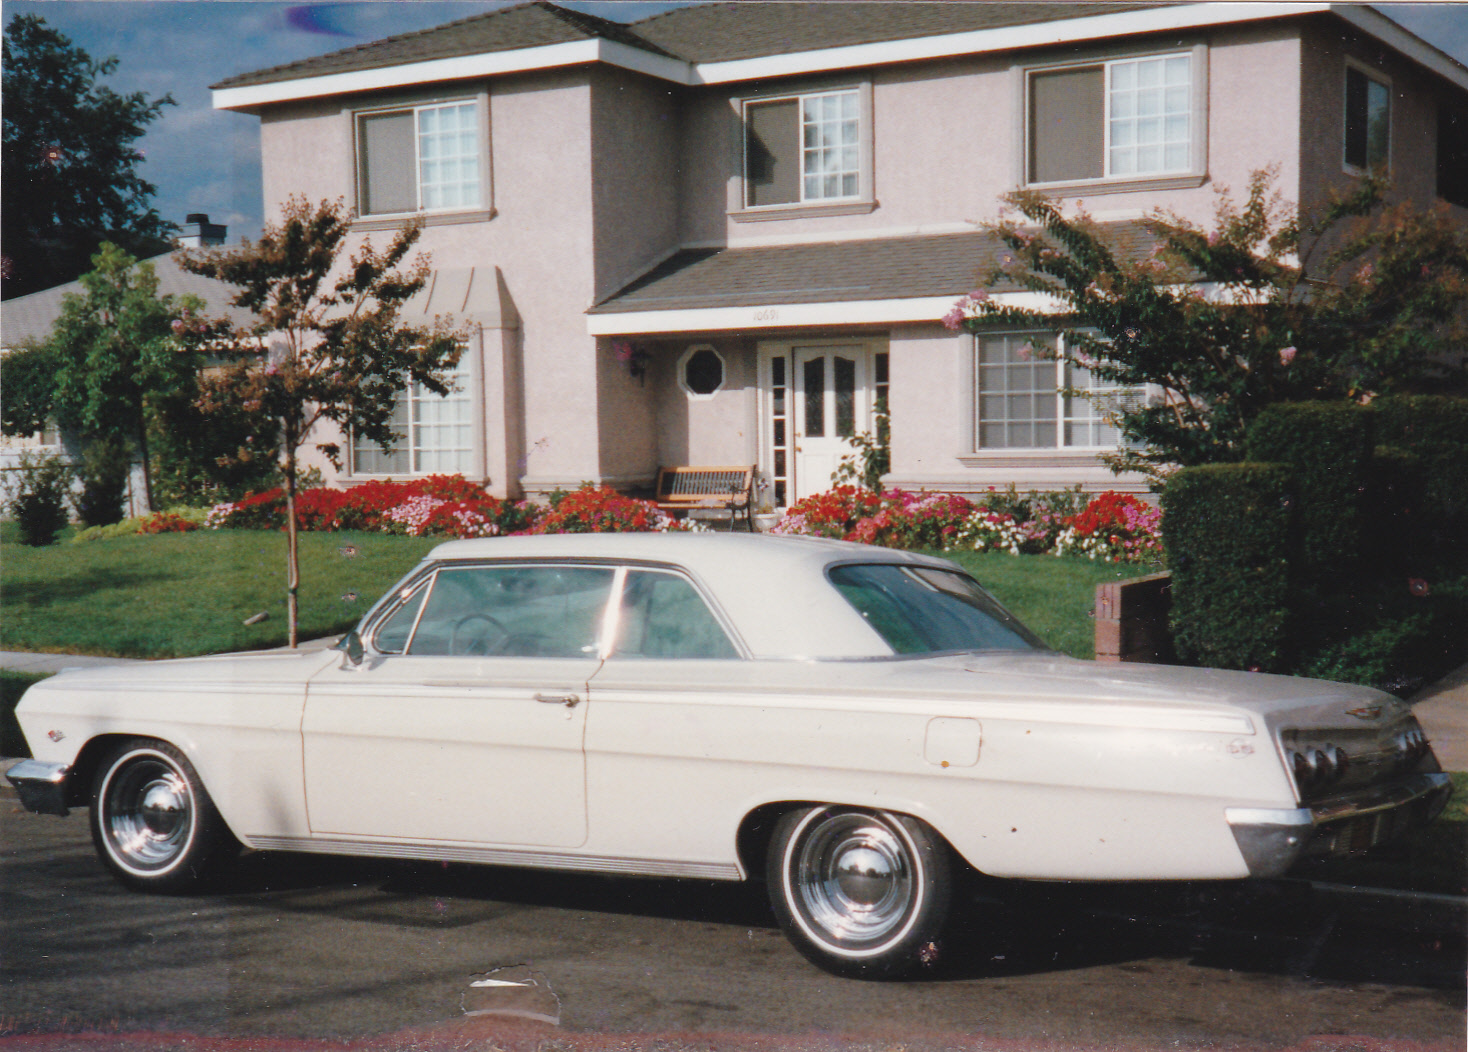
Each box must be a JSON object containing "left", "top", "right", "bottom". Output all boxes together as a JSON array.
[{"left": 5, "top": 1, "right": 1466, "bottom": 243}]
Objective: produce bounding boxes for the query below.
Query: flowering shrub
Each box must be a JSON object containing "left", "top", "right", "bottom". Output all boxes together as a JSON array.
[
  {"left": 208, "top": 476, "right": 542, "bottom": 539},
  {"left": 531, "top": 484, "right": 675, "bottom": 534},
  {"left": 773, "top": 486, "right": 1162, "bottom": 564},
  {"left": 770, "top": 486, "right": 885, "bottom": 540},
  {"left": 847, "top": 490, "right": 975, "bottom": 550},
  {"left": 136, "top": 511, "right": 201, "bottom": 535},
  {"left": 1055, "top": 491, "right": 1163, "bottom": 562}
]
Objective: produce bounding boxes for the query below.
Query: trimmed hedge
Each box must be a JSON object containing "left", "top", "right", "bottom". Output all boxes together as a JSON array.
[
  {"left": 1160, "top": 462, "right": 1294, "bottom": 672},
  {"left": 1245, "top": 401, "right": 1371, "bottom": 583},
  {"left": 1372, "top": 394, "right": 1468, "bottom": 577}
]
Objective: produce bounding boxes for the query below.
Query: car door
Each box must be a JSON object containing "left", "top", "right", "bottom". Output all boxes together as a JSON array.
[{"left": 303, "top": 562, "right": 616, "bottom": 848}]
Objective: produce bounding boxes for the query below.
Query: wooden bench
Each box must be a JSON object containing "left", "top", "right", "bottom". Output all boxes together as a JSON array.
[{"left": 654, "top": 465, "right": 756, "bottom": 531}]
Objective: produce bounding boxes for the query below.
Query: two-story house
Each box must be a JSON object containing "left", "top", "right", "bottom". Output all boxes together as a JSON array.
[{"left": 211, "top": 1, "right": 1468, "bottom": 508}]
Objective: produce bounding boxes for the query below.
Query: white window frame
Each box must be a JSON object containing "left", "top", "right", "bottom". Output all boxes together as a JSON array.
[
  {"left": 971, "top": 332, "right": 1138, "bottom": 452},
  {"left": 1018, "top": 44, "right": 1208, "bottom": 195},
  {"left": 731, "top": 81, "right": 875, "bottom": 221},
  {"left": 352, "top": 91, "right": 492, "bottom": 229},
  {"left": 349, "top": 357, "right": 479, "bottom": 477},
  {"left": 1342, "top": 58, "right": 1392, "bottom": 175},
  {"left": 678, "top": 344, "right": 726, "bottom": 400}
]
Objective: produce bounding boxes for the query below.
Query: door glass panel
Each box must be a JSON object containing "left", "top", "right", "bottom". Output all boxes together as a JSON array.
[
  {"left": 834, "top": 355, "right": 856, "bottom": 438},
  {"left": 804, "top": 356, "right": 825, "bottom": 437},
  {"left": 373, "top": 580, "right": 429, "bottom": 654},
  {"left": 406, "top": 565, "right": 615, "bottom": 657},
  {"left": 613, "top": 570, "right": 739, "bottom": 659}
]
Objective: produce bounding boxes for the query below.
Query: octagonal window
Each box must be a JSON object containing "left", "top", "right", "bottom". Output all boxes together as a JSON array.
[{"left": 681, "top": 346, "right": 725, "bottom": 398}]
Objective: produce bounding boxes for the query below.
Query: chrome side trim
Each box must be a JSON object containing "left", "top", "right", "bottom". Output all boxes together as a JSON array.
[
  {"left": 1307, "top": 772, "right": 1452, "bottom": 823},
  {"left": 5, "top": 760, "right": 72, "bottom": 817},
  {"left": 246, "top": 835, "right": 744, "bottom": 881}
]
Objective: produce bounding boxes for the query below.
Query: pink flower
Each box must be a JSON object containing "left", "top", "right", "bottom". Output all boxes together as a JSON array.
[
  {"left": 1278, "top": 346, "right": 1297, "bottom": 366},
  {"left": 942, "top": 306, "right": 965, "bottom": 331},
  {"left": 967, "top": 289, "right": 990, "bottom": 302}
]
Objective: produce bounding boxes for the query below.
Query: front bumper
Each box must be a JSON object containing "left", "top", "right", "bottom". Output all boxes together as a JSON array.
[
  {"left": 1226, "top": 772, "right": 1453, "bottom": 878},
  {"left": 5, "top": 760, "right": 72, "bottom": 817}
]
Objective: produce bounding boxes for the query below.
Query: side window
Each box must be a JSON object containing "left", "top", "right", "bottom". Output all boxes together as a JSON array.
[
  {"left": 372, "top": 579, "right": 429, "bottom": 654},
  {"left": 613, "top": 570, "right": 739, "bottom": 659},
  {"left": 357, "top": 99, "right": 481, "bottom": 217},
  {"left": 742, "top": 87, "right": 865, "bottom": 209},
  {"left": 404, "top": 565, "right": 616, "bottom": 657},
  {"left": 1344, "top": 65, "right": 1391, "bottom": 172},
  {"left": 1026, "top": 51, "right": 1199, "bottom": 186}
]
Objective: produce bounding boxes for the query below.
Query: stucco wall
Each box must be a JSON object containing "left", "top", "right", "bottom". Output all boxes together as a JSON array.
[
  {"left": 258, "top": 69, "right": 609, "bottom": 496},
  {"left": 673, "top": 22, "right": 1311, "bottom": 248}
]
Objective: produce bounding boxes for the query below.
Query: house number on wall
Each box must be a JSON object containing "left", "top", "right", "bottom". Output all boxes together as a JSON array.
[{"left": 753, "top": 308, "right": 780, "bottom": 322}]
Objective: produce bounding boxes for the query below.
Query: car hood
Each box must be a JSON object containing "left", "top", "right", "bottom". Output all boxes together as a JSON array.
[{"left": 29, "top": 647, "right": 343, "bottom": 691}]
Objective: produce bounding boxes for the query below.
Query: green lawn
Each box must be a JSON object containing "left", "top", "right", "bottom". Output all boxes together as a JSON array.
[{"left": 1, "top": 529, "right": 439, "bottom": 657}]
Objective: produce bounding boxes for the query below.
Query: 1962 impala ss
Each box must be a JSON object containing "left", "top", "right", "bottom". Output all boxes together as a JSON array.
[{"left": 8, "top": 533, "right": 1451, "bottom": 977}]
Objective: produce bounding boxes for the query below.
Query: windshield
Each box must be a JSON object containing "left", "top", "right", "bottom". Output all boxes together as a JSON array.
[{"left": 829, "top": 564, "right": 1046, "bottom": 655}]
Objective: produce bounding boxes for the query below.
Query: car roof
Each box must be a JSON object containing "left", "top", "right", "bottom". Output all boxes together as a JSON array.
[{"left": 421, "top": 532, "right": 959, "bottom": 659}]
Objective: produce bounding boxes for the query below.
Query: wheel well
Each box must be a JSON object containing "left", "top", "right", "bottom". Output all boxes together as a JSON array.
[
  {"left": 736, "top": 801, "right": 976, "bottom": 884},
  {"left": 64, "top": 735, "right": 139, "bottom": 809},
  {"left": 736, "top": 802, "right": 810, "bottom": 880}
]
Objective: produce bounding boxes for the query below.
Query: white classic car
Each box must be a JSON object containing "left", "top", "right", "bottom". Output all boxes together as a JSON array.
[{"left": 8, "top": 534, "right": 1452, "bottom": 977}]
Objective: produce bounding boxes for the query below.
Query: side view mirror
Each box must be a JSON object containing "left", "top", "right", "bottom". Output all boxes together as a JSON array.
[{"left": 341, "top": 630, "right": 365, "bottom": 667}]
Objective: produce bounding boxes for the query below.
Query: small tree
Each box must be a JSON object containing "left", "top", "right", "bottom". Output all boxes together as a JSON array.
[
  {"left": 179, "top": 198, "right": 464, "bottom": 647},
  {"left": 945, "top": 170, "right": 1468, "bottom": 478},
  {"left": 47, "top": 242, "right": 201, "bottom": 511}
]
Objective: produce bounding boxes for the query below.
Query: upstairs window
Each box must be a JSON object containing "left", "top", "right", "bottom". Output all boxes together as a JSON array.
[
  {"left": 744, "top": 89, "right": 862, "bottom": 207},
  {"left": 1028, "top": 52, "right": 1198, "bottom": 185},
  {"left": 1344, "top": 65, "right": 1391, "bottom": 172},
  {"left": 358, "top": 100, "right": 481, "bottom": 216}
]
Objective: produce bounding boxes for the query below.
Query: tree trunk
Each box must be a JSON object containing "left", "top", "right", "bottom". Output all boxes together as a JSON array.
[
  {"left": 285, "top": 440, "right": 300, "bottom": 649},
  {"left": 136, "top": 414, "right": 155, "bottom": 514}
]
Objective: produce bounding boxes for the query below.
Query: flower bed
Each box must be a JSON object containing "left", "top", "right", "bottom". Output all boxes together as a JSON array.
[
  {"left": 205, "top": 478, "right": 679, "bottom": 539},
  {"left": 774, "top": 487, "right": 1162, "bottom": 564}
]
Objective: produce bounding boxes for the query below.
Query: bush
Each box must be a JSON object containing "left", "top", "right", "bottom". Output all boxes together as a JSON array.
[
  {"left": 770, "top": 486, "right": 885, "bottom": 539},
  {"left": 773, "top": 486, "right": 1163, "bottom": 565},
  {"left": 1245, "top": 401, "right": 1372, "bottom": 583},
  {"left": 7, "top": 452, "right": 72, "bottom": 546},
  {"left": 72, "top": 437, "right": 131, "bottom": 528},
  {"left": 73, "top": 506, "right": 211, "bottom": 542},
  {"left": 1161, "top": 463, "right": 1295, "bottom": 672},
  {"left": 530, "top": 484, "right": 674, "bottom": 533},
  {"left": 1372, "top": 394, "right": 1468, "bottom": 576},
  {"left": 1295, "top": 575, "right": 1468, "bottom": 695},
  {"left": 208, "top": 476, "right": 543, "bottom": 539}
]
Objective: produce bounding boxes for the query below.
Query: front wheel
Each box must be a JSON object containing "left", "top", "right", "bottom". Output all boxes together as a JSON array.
[
  {"left": 89, "top": 738, "right": 237, "bottom": 893},
  {"left": 766, "top": 806, "right": 951, "bottom": 979}
]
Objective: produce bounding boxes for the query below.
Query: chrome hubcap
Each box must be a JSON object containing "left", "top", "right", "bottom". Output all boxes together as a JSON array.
[
  {"left": 794, "top": 811, "right": 914, "bottom": 946},
  {"left": 104, "top": 757, "right": 193, "bottom": 871}
]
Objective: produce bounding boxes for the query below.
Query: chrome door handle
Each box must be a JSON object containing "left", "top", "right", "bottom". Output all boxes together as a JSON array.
[{"left": 535, "top": 692, "right": 581, "bottom": 708}]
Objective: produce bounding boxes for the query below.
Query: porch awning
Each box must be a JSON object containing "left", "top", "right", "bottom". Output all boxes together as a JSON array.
[{"left": 585, "top": 223, "right": 1156, "bottom": 336}]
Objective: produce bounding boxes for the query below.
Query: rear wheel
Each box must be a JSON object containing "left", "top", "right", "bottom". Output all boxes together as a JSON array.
[
  {"left": 89, "top": 738, "right": 237, "bottom": 893},
  {"left": 766, "top": 805, "right": 951, "bottom": 979}
]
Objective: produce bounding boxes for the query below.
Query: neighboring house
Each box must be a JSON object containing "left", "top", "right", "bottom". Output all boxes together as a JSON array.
[
  {"left": 211, "top": 1, "right": 1468, "bottom": 507},
  {"left": 0, "top": 215, "right": 243, "bottom": 515}
]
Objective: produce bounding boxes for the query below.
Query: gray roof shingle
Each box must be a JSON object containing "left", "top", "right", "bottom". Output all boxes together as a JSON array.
[
  {"left": 1, "top": 253, "right": 253, "bottom": 348},
  {"left": 212, "top": 1, "right": 673, "bottom": 91},
  {"left": 214, "top": 1, "right": 1177, "bottom": 91},
  {"left": 588, "top": 224, "right": 1157, "bottom": 314},
  {"left": 632, "top": 2, "right": 1175, "bottom": 64}
]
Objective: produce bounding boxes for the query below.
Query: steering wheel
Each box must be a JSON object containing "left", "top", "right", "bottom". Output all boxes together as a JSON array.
[{"left": 450, "top": 613, "right": 510, "bottom": 655}]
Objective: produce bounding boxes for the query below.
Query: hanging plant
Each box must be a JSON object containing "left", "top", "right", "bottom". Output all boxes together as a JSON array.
[{"left": 611, "top": 339, "right": 652, "bottom": 384}]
